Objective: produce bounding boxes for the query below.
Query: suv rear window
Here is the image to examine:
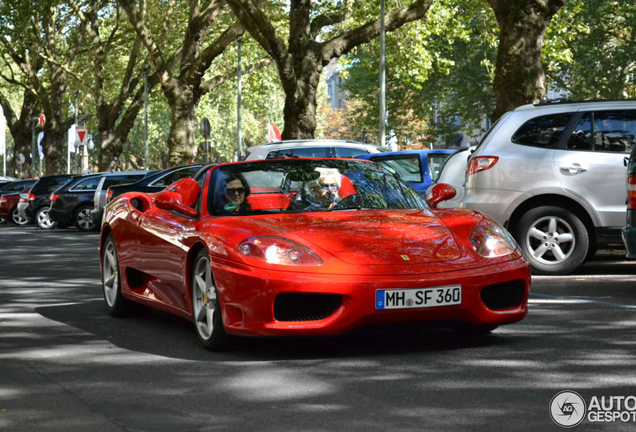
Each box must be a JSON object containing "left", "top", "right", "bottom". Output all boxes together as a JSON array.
[
  {"left": 266, "top": 147, "right": 330, "bottom": 158},
  {"left": 33, "top": 176, "right": 74, "bottom": 193},
  {"left": 511, "top": 113, "right": 573, "bottom": 149}
]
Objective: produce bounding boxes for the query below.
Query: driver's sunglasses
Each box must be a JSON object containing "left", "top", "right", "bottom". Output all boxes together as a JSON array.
[
  {"left": 320, "top": 183, "right": 338, "bottom": 192},
  {"left": 225, "top": 187, "right": 245, "bottom": 195}
]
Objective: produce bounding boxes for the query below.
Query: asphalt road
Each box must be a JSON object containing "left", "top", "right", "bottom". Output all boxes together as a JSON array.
[{"left": 1, "top": 225, "right": 636, "bottom": 431}]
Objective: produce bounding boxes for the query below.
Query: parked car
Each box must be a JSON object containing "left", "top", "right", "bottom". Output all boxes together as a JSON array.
[
  {"left": 244, "top": 139, "right": 383, "bottom": 160},
  {"left": 461, "top": 99, "right": 636, "bottom": 275},
  {"left": 49, "top": 172, "right": 148, "bottom": 232},
  {"left": 357, "top": 149, "right": 454, "bottom": 196},
  {"left": 425, "top": 146, "right": 475, "bottom": 209},
  {"left": 20, "top": 174, "right": 76, "bottom": 229},
  {"left": 90, "top": 165, "right": 201, "bottom": 226},
  {"left": 100, "top": 158, "right": 530, "bottom": 351},
  {"left": 0, "top": 181, "right": 36, "bottom": 225}
]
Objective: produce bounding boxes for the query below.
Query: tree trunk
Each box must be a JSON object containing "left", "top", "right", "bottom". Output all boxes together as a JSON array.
[
  {"left": 97, "top": 130, "right": 126, "bottom": 172},
  {"left": 488, "top": 0, "right": 567, "bottom": 120},
  {"left": 1, "top": 90, "right": 37, "bottom": 178},
  {"left": 41, "top": 123, "right": 66, "bottom": 175},
  {"left": 281, "top": 66, "right": 322, "bottom": 140},
  {"left": 165, "top": 83, "right": 198, "bottom": 166}
]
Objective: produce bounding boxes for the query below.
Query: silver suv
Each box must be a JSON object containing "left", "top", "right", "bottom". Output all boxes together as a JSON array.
[
  {"left": 244, "top": 139, "right": 382, "bottom": 160},
  {"left": 461, "top": 99, "right": 636, "bottom": 275}
]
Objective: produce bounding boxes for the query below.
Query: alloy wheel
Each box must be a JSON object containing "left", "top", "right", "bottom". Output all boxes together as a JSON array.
[{"left": 524, "top": 215, "right": 575, "bottom": 265}]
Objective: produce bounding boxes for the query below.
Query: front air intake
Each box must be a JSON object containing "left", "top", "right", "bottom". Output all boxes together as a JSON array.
[
  {"left": 480, "top": 280, "right": 526, "bottom": 310},
  {"left": 274, "top": 293, "right": 342, "bottom": 322}
]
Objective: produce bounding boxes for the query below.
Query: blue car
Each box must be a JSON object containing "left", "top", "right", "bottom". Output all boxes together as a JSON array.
[{"left": 357, "top": 149, "right": 455, "bottom": 196}]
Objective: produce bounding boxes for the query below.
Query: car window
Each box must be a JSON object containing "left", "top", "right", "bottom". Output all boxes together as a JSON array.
[
  {"left": 103, "top": 175, "right": 146, "bottom": 188},
  {"left": 2, "top": 182, "right": 29, "bottom": 193},
  {"left": 369, "top": 156, "right": 422, "bottom": 183},
  {"left": 427, "top": 153, "right": 452, "bottom": 183},
  {"left": 43, "top": 176, "right": 74, "bottom": 193},
  {"left": 71, "top": 177, "right": 101, "bottom": 191},
  {"left": 334, "top": 147, "right": 370, "bottom": 158},
  {"left": 511, "top": 113, "right": 573, "bottom": 149},
  {"left": 266, "top": 147, "right": 330, "bottom": 159},
  {"left": 151, "top": 166, "right": 200, "bottom": 186},
  {"left": 593, "top": 110, "right": 636, "bottom": 153}
]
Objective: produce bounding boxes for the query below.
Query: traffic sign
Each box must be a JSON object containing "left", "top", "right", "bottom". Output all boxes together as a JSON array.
[{"left": 76, "top": 126, "right": 88, "bottom": 147}]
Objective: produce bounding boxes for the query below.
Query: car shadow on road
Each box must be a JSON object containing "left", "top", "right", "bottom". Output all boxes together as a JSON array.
[{"left": 36, "top": 299, "right": 512, "bottom": 362}]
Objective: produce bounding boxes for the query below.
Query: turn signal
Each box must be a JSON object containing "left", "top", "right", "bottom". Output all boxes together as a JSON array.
[{"left": 467, "top": 156, "right": 498, "bottom": 176}]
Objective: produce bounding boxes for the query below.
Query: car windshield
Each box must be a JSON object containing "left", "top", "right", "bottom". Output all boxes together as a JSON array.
[{"left": 209, "top": 159, "right": 429, "bottom": 215}]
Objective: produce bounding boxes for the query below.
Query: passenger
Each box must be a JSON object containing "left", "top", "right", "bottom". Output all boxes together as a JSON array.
[
  {"left": 302, "top": 168, "right": 341, "bottom": 210},
  {"left": 222, "top": 174, "right": 251, "bottom": 213}
]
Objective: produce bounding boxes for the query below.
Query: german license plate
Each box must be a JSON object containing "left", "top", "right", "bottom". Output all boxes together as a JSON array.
[{"left": 375, "top": 285, "right": 461, "bottom": 310}]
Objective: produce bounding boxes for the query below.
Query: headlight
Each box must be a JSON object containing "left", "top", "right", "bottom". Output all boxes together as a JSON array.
[
  {"left": 237, "top": 236, "right": 323, "bottom": 266},
  {"left": 470, "top": 225, "right": 517, "bottom": 258}
]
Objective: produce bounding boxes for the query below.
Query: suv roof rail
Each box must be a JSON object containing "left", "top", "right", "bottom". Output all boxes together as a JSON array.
[
  {"left": 260, "top": 139, "right": 366, "bottom": 147},
  {"left": 534, "top": 98, "right": 636, "bottom": 106}
]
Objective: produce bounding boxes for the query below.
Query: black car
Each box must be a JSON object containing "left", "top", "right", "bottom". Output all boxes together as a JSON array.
[
  {"left": 50, "top": 171, "right": 150, "bottom": 232},
  {"left": 0, "top": 179, "right": 37, "bottom": 194},
  {"left": 21, "top": 174, "right": 77, "bottom": 229},
  {"left": 90, "top": 164, "right": 201, "bottom": 225}
]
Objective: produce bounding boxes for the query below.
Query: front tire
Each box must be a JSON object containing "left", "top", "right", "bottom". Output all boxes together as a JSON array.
[
  {"left": 75, "top": 204, "right": 97, "bottom": 232},
  {"left": 35, "top": 207, "right": 58, "bottom": 229},
  {"left": 10, "top": 207, "right": 30, "bottom": 225},
  {"left": 191, "top": 249, "right": 229, "bottom": 351},
  {"left": 515, "top": 206, "right": 589, "bottom": 275},
  {"left": 102, "top": 234, "right": 134, "bottom": 316}
]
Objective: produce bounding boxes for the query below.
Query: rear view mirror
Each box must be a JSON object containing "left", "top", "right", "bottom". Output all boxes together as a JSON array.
[{"left": 428, "top": 183, "right": 457, "bottom": 208}]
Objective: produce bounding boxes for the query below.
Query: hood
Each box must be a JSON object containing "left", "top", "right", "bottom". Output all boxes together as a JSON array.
[{"left": 247, "top": 209, "right": 461, "bottom": 265}]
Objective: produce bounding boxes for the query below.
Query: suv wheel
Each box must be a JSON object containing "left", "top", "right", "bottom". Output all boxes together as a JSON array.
[
  {"left": 515, "top": 206, "right": 589, "bottom": 275},
  {"left": 75, "top": 204, "right": 97, "bottom": 232},
  {"left": 35, "top": 207, "right": 58, "bottom": 230}
]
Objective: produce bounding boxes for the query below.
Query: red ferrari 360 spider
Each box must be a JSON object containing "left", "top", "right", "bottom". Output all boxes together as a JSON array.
[{"left": 99, "top": 158, "right": 530, "bottom": 350}]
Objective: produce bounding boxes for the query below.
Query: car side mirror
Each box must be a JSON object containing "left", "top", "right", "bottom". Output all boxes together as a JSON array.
[
  {"left": 154, "top": 191, "right": 198, "bottom": 218},
  {"left": 428, "top": 183, "right": 457, "bottom": 208}
]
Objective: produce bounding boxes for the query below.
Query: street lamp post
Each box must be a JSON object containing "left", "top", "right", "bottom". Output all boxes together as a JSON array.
[
  {"left": 31, "top": 117, "right": 37, "bottom": 178},
  {"left": 143, "top": 65, "right": 150, "bottom": 171},
  {"left": 237, "top": 28, "right": 244, "bottom": 160},
  {"left": 74, "top": 90, "right": 79, "bottom": 174},
  {"left": 379, "top": 0, "right": 386, "bottom": 148}
]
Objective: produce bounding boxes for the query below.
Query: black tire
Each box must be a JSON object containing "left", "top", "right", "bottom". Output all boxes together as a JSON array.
[
  {"left": 191, "top": 249, "right": 230, "bottom": 351},
  {"left": 515, "top": 206, "right": 589, "bottom": 275},
  {"left": 101, "top": 234, "right": 134, "bottom": 316},
  {"left": 35, "top": 207, "right": 58, "bottom": 229},
  {"left": 74, "top": 204, "right": 97, "bottom": 232},
  {"left": 10, "top": 207, "right": 30, "bottom": 226}
]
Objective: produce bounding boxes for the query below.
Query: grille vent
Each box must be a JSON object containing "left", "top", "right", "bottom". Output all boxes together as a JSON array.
[{"left": 274, "top": 293, "right": 342, "bottom": 322}]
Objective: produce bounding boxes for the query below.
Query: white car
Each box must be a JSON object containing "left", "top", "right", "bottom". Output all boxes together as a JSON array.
[
  {"left": 426, "top": 146, "right": 475, "bottom": 208},
  {"left": 244, "top": 139, "right": 383, "bottom": 160}
]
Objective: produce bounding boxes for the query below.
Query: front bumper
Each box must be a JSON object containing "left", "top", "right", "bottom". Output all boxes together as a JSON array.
[{"left": 209, "top": 257, "right": 531, "bottom": 337}]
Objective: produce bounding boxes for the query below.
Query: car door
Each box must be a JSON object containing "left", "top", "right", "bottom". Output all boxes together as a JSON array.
[
  {"left": 553, "top": 109, "right": 636, "bottom": 228},
  {"left": 134, "top": 200, "right": 196, "bottom": 312}
]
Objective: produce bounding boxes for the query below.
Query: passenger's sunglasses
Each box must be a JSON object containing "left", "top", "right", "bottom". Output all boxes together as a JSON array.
[
  {"left": 320, "top": 183, "right": 338, "bottom": 192},
  {"left": 225, "top": 187, "right": 245, "bottom": 195}
]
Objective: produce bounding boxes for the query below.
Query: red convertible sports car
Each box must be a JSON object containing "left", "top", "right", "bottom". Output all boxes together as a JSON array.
[{"left": 100, "top": 158, "right": 530, "bottom": 350}]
